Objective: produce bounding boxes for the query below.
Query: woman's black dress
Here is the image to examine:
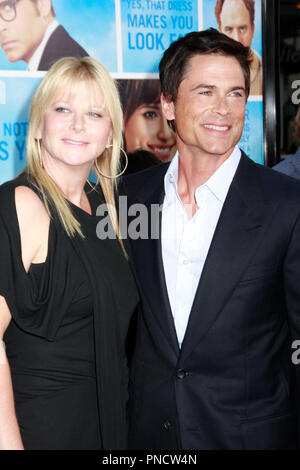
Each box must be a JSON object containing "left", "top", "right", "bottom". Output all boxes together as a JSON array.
[{"left": 0, "top": 173, "right": 138, "bottom": 450}]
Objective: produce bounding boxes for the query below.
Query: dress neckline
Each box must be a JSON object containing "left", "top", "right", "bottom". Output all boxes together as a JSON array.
[{"left": 67, "top": 184, "right": 101, "bottom": 219}]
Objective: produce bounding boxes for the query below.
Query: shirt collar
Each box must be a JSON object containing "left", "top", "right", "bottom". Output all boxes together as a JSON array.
[
  {"left": 164, "top": 151, "right": 179, "bottom": 205},
  {"left": 164, "top": 146, "right": 241, "bottom": 205},
  {"left": 28, "top": 20, "right": 59, "bottom": 71},
  {"left": 202, "top": 146, "right": 241, "bottom": 203}
]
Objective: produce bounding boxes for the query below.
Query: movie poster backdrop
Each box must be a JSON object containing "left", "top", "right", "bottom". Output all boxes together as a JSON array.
[{"left": 0, "top": 0, "right": 263, "bottom": 184}]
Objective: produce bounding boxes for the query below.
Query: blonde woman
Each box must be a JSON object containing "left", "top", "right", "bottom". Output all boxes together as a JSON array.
[{"left": 0, "top": 57, "right": 138, "bottom": 450}]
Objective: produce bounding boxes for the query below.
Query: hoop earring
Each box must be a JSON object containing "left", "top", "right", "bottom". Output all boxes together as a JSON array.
[
  {"left": 36, "top": 139, "right": 43, "bottom": 167},
  {"left": 95, "top": 146, "right": 128, "bottom": 179}
]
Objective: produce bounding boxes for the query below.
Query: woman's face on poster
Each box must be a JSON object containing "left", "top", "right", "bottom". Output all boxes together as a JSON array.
[{"left": 124, "top": 102, "right": 176, "bottom": 162}]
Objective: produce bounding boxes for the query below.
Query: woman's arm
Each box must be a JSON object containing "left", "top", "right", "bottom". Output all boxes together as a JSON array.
[
  {"left": 0, "top": 296, "right": 24, "bottom": 450},
  {"left": 0, "top": 186, "right": 50, "bottom": 450}
]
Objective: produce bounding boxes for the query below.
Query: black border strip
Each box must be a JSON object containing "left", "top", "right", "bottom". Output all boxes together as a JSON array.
[{"left": 262, "top": 0, "right": 280, "bottom": 166}]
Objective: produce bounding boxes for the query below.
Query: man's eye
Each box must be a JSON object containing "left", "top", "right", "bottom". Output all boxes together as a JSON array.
[
  {"left": 1, "top": 1, "right": 13, "bottom": 12},
  {"left": 200, "top": 91, "right": 212, "bottom": 96}
]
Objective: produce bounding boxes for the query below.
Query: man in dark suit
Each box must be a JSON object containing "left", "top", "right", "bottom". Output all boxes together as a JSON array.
[
  {"left": 0, "top": 0, "right": 87, "bottom": 71},
  {"left": 122, "top": 29, "right": 300, "bottom": 449}
]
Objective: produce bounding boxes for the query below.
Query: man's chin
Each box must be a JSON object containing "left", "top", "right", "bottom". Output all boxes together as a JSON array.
[
  {"left": 2, "top": 49, "right": 23, "bottom": 63},
  {"left": 5, "top": 54, "right": 23, "bottom": 63}
]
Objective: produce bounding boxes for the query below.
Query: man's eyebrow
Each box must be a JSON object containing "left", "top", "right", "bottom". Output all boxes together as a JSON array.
[
  {"left": 229, "top": 86, "right": 246, "bottom": 93},
  {"left": 191, "top": 84, "right": 216, "bottom": 91},
  {"left": 191, "top": 84, "right": 246, "bottom": 92}
]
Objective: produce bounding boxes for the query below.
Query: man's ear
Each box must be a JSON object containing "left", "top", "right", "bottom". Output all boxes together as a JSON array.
[
  {"left": 36, "top": 0, "right": 53, "bottom": 18},
  {"left": 161, "top": 94, "right": 175, "bottom": 121}
]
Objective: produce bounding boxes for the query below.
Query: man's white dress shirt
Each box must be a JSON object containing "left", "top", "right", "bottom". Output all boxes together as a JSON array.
[
  {"left": 28, "top": 20, "right": 59, "bottom": 71},
  {"left": 161, "top": 146, "right": 241, "bottom": 347}
]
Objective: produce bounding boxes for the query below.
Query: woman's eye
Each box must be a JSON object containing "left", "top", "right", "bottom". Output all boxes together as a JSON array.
[
  {"left": 55, "top": 107, "right": 69, "bottom": 113},
  {"left": 143, "top": 111, "right": 157, "bottom": 119},
  {"left": 88, "top": 112, "right": 102, "bottom": 118}
]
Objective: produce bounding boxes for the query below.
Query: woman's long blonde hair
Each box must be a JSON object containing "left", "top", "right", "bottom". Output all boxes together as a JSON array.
[{"left": 26, "top": 56, "right": 124, "bottom": 245}]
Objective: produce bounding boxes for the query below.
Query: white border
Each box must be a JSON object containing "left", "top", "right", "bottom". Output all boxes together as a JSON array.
[
  {"left": 198, "top": 0, "right": 203, "bottom": 31},
  {"left": 115, "top": 0, "right": 123, "bottom": 73},
  {"left": 0, "top": 71, "right": 46, "bottom": 78}
]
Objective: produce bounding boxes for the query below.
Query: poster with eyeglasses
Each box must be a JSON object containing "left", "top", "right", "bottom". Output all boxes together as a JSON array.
[
  {"left": 0, "top": 0, "right": 117, "bottom": 71},
  {"left": 0, "top": 0, "right": 264, "bottom": 184}
]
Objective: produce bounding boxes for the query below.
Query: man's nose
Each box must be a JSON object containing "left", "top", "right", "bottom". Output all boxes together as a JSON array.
[
  {"left": 212, "top": 95, "right": 229, "bottom": 115},
  {"left": 232, "top": 29, "right": 242, "bottom": 44}
]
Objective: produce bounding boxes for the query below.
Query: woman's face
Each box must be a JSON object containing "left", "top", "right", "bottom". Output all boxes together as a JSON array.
[
  {"left": 36, "top": 80, "right": 112, "bottom": 173},
  {"left": 124, "top": 102, "right": 176, "bottom": 162}
]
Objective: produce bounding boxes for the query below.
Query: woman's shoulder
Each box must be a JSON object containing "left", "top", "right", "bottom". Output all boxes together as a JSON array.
[
  {"left": 15, "top": 185, "right": 47, "bottom": 218},
  {"left": 0, "top": 173, "right": 28, "bottom": 215},
  {"left": 0, "top": 171, "right": 31, "bottom": 197},
  {"left": 0, "top": 172, "right": 46, "bottom": 218}
]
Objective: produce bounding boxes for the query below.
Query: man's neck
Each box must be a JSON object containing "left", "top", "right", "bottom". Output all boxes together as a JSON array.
[
  {"left": 177, "top": 148, "right": 231, "bottom": 195},
  {"left": 27, "top": 18, "right": 58, "bottom": 71}
]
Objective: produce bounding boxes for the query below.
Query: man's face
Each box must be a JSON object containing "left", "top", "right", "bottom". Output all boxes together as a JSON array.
[
  {"left": 219, "top": 0, "right": 254, "bottom": 48},
  {"left": 0, "top": 0, "right": 47, "bottom": 63},
  {"left": 161, "top": 54, "right": 246, "bottom": 163}
]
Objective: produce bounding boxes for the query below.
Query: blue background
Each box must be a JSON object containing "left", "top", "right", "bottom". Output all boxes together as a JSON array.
[
  {"left": 0, "top": 77, "right": 42, "bottom": 184},
  {"left": 240, "top": 101, "right": 264, "bottom": 164},
  {"left": 121, "top": 0, "right": 198, "bottom": 72}
]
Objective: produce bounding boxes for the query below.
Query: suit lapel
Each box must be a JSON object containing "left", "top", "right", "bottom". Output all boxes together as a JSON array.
[
  {"left": 128, "top": 168, "right": 180, "bottom": 359},
  {"left": 179, "top": 155, "right": 278, "bottom": 364}
]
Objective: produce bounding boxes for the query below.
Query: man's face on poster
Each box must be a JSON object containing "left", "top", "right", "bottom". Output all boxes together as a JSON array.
[
  {"left": 219, "top": 0, "right": 254, "bottom": 48},
  {"left": 0, "top": 0, "right": 48, "bottom": 63}
]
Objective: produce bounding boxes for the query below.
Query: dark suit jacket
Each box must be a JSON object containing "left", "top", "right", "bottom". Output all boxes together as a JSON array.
[
  {"left": 121, "top": 152, "right": 300, "bottom": 450},
  {"left": 38, "top": 25, "right": 88, "bottom": 71}
]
